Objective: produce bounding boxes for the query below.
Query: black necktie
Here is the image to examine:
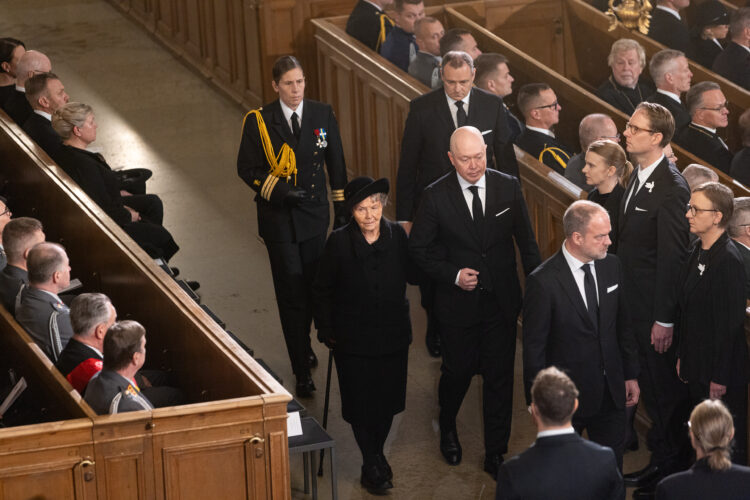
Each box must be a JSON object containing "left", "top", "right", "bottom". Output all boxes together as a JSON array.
[
  {"left": 469, "top": 185, "right": 483, "bottom": 229},
  {"left": 455, "top": 101, "right": 467, "bottom": 128},
  {"left": 581, "top": 264, "right": 598, "bottom": 329},
  {"left": 624, "top": 174, "right": 640, "bottom": 212},
  {"left": 291, "top": 112, "right": 300, "bottom": 140}
]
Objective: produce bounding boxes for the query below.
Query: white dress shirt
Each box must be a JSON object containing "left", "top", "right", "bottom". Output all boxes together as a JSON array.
[
  {"left": 537, "top": 427, "right": 576, "bottom": 439},
  {"left": 363, "top": 0, "right": 384, "bottom": 11},
  {"left": 454, "top": 172, "right": 486, "bottom": 285},
  {"left": 279, "top": 99, "right": 304, "bottom": 134},
  {"left": 561, "top": 241, "right": 599, "bottom": 308},
  {"left": 526, "top": 125, "right": 555, "bottom": 138},
  {"left": 624, "top": 154, "right": 664, "bottom": 210},
  {"left": 656, "top": 89, "right": 681, "bottom": 104},
  {"left": 445, "top": 92, "right": 471, "bottom": 129},
  {"left": 34, "top": 110, "right": 52, "bottom": 121},
  {"left": 656, "top": 5, "right": 681, "bottom": 19}
]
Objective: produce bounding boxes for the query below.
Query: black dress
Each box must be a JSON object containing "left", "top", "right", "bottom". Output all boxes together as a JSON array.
[
  {"left": 587, "top": 183, "right": 624, "bottom": 254},
  {"left": 313, "top": 218, "right": 415, "bottom": 424}
]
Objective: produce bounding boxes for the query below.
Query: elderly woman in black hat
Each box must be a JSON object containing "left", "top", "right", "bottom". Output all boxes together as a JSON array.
[
  {"left": 689, "top": 1, "right": 730, "bottom": 69},
  {"left": 313, "top": 176, "right": 416, "bottom": 494}
]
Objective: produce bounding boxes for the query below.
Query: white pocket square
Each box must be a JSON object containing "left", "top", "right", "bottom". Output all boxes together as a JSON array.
[
  {"left": 481, "top": 129, "right": 492, "bottom": 136},
  {"left": 634, "top": 207, "right": 647, "bottom": 212},
  {"left": 607, "top": 284, "right": 618, "bottom": 293},
  {"left": 496, "top": 208, "right": 510, "bottom": 217}
]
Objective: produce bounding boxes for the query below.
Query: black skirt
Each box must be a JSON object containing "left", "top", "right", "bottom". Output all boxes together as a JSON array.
[{"left": 334, "top": 347, "right": 408, "bottom": 425}]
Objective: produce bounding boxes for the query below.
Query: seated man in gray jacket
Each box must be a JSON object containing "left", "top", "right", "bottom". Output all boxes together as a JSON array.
[
  {"left": 84, "top": 320, "right": 154, "bottom": 415},
  {"left": 15, "top": 241, "right": 73, "bottom": 361},
  {"left": 0, "top": 217, "right": 44, "bottom": 314},
  {"left": 408, "top": 17, "right": 444, "bottom": 88}
]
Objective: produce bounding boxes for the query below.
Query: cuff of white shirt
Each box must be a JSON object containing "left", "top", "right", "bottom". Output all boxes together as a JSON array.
[
  {"left": 455, "top": 270, "right": 461, "bottom": 286},
  {"left": 655, "top": 321, "right": 673, "bottom": 328}
]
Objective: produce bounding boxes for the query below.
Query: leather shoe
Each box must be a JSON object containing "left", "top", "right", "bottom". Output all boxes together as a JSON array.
[
  {"left": 440, "top": 429, "right": 462, "bottom": 465},
  {"left": 376, "top": 454, "right": 393, "bottom": 481},
  {"left": 360, "top": 464, "right": 392, "bottom": 495},
  {"left": 307, "top": 350, "right": 318, "bottom": 369},
  {"left": 624, "top": 464, "right": 661, "bottom": 487},
  {"left": 295, "top": 374, "right": 316, "bottom": 398},
  {"left": 483, "top": 453, "right": 504, "bottom": 480}
]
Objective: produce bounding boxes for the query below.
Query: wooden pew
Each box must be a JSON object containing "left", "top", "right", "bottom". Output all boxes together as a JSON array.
[{"left": 0, "top": 109, "right": 292, "bottom": 499}]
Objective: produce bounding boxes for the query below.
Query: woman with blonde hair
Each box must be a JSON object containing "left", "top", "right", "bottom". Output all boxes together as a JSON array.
[
  {"left": 656, "top": 400, "right": 750, "bottom": 498},
  {"left": 582, "top": 139, "right": 633, "bottom": 253}
]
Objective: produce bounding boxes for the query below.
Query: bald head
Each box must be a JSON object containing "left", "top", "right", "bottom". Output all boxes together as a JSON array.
[
  {"left": 578, "top": 114, "right": 618, "bottom": 150},
  {"left": 449, "top": 126, "right": 484, "bottom": 153},
  {"left": 27, "top": 242, "right": 70, "bottom": 291},
  {"left": 449, "top": 126, "right": 487, "bottom": 184},
  {"left": 15, "top": 50, "right": 51, "bottom": 87}
]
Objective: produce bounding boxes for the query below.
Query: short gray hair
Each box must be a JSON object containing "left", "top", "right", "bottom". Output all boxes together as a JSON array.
[
  {"left": 27, "top": 242, "right": 66, "bottom": 285},
  {"left": 608, "top": 38, "right": 646, "bottom": 69},
  {"left": 729, "top": 197, "right": 750, "bottom": 238},
  {"left": 686, "top": 81, "right": 721, "bottom": 116},
  {"left": 649, "top": 49, "right": 685, "bottom": 87},
  {"left": 441, "top": 51, "right": 473, "bottom": 72},
  {"left": 683, "top": 164, "right": 719, "bottom": 190},
  {"left": 563, "top": 200, "right": 608, "bottom": 238},
  {"left": 70, "top": 293, "right": 112, "bottom": 336},
  {"left": 351, "top": 193, "right": 389, "bottom": 213}
]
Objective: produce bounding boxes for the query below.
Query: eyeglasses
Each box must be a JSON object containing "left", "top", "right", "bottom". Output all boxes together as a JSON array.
[
  {"left": 625, "top": 122, "right": 656, "bottom": 135},
  {"left": 0, "top": 207, "right": 11, "bottom": 217},
  {"left": 600, "top": 133, "right": 621, "bottom": 142},
  {"left": 534, "top": 100, "right": 559, "bottom": 110},
  {"left": 686, "top": 203, "right": 718, "bottom": 216},
  {"left": 700, "top": 101, "right": 729, "bottom": 112}
]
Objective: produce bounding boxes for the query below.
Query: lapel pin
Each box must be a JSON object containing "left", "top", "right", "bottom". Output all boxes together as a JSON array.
[
  {"left": 698, "top": 263, "right": 706, "bottom": 276},
  {"left": 644, "top": 181, "right": 655, "bottom": 193}
]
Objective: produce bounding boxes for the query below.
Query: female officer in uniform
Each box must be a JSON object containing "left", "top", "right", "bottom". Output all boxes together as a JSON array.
[{"left": 237, "top": 55, "right": 347, "bottom": 397}]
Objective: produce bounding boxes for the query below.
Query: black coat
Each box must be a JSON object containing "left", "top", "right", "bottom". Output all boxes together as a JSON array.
[
  {"left": 495, "top": 433, "right": 624, "bottom": 500},
  {"left": 0, "top": 264, "right": 27, "bottom": 315},
  {"left": 735, "top": 239, "right": 750, "bottom": 300},
  {"left": 676, "top": 123, "right": 734, "bottom": 175},
  {"left": 730, "top": 147, "right": 750, "bottom": 186},
  {"left": 409, "top": 170, "right": 541, "bottom": 326},
  {"left": 656, "top": 458, "right": 750, "bottom": 500},
  {"left": 515, "top": 128, "right": 574, "bottom": 175},
  {"left": 676, "top": 233, "right": 750, "bottom": 387},
  {"left": 712, "top": 42, "right": 750, "bottom": 91},
  {"left": 523, "top": 251, "right": 639, "bottom": 417},
  {"left": 648, "top": 8, "right": 690, "bottom": 53},
  {"left": 22, "top": 112, "right": 62, "bottom": 158},
  {"left": 646, "top": 91, "right": 691, "bottom": 134},
  {"left": 588, "top": 183, "right": 624, "bottom": 254},
  {"left": 2, "top": 88, "right": 31, "bottom": 125},
  {"left": 237, "top": 99, "right": 347, "bottom": 243},
  {"left": 313, "top": 218, "right": 415, "bottom": 356},
  {"left": 396, "top": 87, "right": 518, "bottom": 221},
  {"left": 345, "top": 0, "right": 392, "bottom": 51},
  {"left": 0, "top": 84, "right": 14, "bottom": 107},
  {"left": 689, "top": 36, "right": 723, "bottom": 70},
  {"left": 617, "top": 157, "right": 690, "bottom": 326},
  {"left": 595, "top": 76, "right": 655, "bottom": 115}
]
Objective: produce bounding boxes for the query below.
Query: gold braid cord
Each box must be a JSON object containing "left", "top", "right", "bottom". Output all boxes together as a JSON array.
[
  {"left": 376, "top": 13, "right": 394, "bottom": 52},
  {"left": 242, "top": 109, "right": 297, "bottom": 201},
  {"left": 539, "top": 146, "right": 571, "bottom": 170}
]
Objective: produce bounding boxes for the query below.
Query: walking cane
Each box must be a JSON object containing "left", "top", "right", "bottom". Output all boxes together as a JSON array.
[{"left": 317, "top": 348, "right": 334, "bottom": 477}]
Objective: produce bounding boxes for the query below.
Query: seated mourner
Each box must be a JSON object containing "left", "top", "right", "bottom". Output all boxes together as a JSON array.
[{"left": 0, "top": 217, "right": 44, "bottom": 315}]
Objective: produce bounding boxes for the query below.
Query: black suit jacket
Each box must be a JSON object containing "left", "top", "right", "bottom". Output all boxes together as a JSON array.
[
  {"left": 689, "top": 36, "right": 722, "bottom": 70},
  {"left": 646, "top": 91, "right": 690, "bottom": 134},
  {"left": 588, "top": 184, "right": 624, "bottom": 253},
  {"left": 515, "top": 128, "right": 573, "bottom": 175},
  {"left": 677, "top": 233, "right": 750, "bottom": 387},
  {"left": 409, "top": 170, "right": 541, "bottom": 325},
  {"left": 595, "top": 76, "right": 655, "bottom": 115},
  {"left": 656, "top": 458, "right": 750, "bottom": 500},
  {"left": 617, "top": 157, "right": 690, "bottom": 326},
  {"left": 712, "top": 42, "right": 750, "bottom": 91},
  {"left": 0, "top": 264, "right": 27, "bottom": 315},
  {"left": 676, "top": 123, "right": 733, "bottom": 174},
  {"left": 495, "top": 433, "right": 624, "bottom": 500},
  {"left": 648, "top": 9, "right": 690, "bottom": 53},
  {"left": 523, "top": 251, "right": 639, "bottom": 417},
  {"left": 396, "top": 87, "right": 518, "bottom": 221},
  {"left": 237, "top": 99, "right": 347, "bottom": 243},
  {"left": 731, "top": 147, "right": 750, "bottom": 187},
  {"left": 345, "top": 0, "right": 392, "bottom": 51},
  {"left": 22, "top": 112, "right": 62, "bottom": 158},
  {"left": 735, "top": 238, "right": 750, "bottom": 299},
  {"left": 2, "top": 88, "right": 32, "bottom": 125},
  {"left": 0, "top": 84, "right": 14, "bottom": 107}
]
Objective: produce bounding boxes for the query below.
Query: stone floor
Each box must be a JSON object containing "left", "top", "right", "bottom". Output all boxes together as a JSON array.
[{"left": 0, "top": 1, "right": 650, "bottom": 497}]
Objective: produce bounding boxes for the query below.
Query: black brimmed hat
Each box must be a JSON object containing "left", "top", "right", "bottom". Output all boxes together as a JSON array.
[
  {"left": 695, "top": 1, "right": 730, "bottom": 28},
  {"left": 344, "top": 176, "right": 390, "bottom": 213}
]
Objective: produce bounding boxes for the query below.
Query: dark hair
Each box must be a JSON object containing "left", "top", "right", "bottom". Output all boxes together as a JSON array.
[
  {"left": 634, "top": 102, "right": 675, "bottom": 147},
  {"left": 394, "top": 0, "right": 422, "bottom": 11},
  {"left": 25, "top": 71, "right": 60, "bottom": 106},
  {"left": 729, "top": 7, "right": 750, "bottom": 39},
  {"left": 686, "top": 81, "right": 721, "bottom": 116},
  {"left": 439, "top": 28, "right": 471, "bottom": 56},
  {"left": 27, "top": 242, "right": 66, "bottom": 285},
  {"left": 3, "top": 217, "right": 43, "bottom": 263},
  {"left": 517, "top": 82, "right": 551, "bottom": 117},
  {"left": 70, "top": 293, "right": 112, "bottom": 337},
  {"left": 103, "top": 320, "right": 146, "bottom": 371},
  {"left": 440, "top": 51, "right": 473, "bottom": 71},
  {"left": 271, "top": 55, "right": 303, "bottom": 83},
  {"left": 692, "top": 181, "right": 734, "bottom": 229},
  {"left": 531, "top": 366, "right": 579, "bottom": 426},
  {"left": 474, "top": 53, "right": 509, "bottom": 88},
  {"left": 0, "top": 37, "right": 25, "bottom": 74}
]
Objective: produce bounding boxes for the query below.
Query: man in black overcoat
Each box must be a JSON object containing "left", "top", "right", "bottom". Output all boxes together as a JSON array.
[
  {"left": 523, "top": 200, "right": 640, "bottom": 470},
  {"left": 712, "top": 8, "right": 750, "bottom": 91},
  {"left": 647, "top": 0, "right": 691, "bottom": 53},
  {"left": 345, "top": 0, "right": 395, "bottom": 52},
  {"left": 396, "top": 50, "right": 518, "bottom": 358},
  {"left": 22, "top": 72, "right": 68, "bottom": 159},
  {"left": 645, "top": 49, "right": 693, "bottom": 134},
  {"left": 237, "top": 56, "right": 347, "bottom": 397},
  {"left": 409, "top": 126, "right": 541, "bottom": 479},
  {"left": 618, "top": 102, "right": 691, "bottom": 497}
]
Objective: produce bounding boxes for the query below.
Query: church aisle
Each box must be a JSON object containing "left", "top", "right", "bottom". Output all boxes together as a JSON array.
[{"left": 0, "top": 1, "right": 649, "bottom": 497}]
